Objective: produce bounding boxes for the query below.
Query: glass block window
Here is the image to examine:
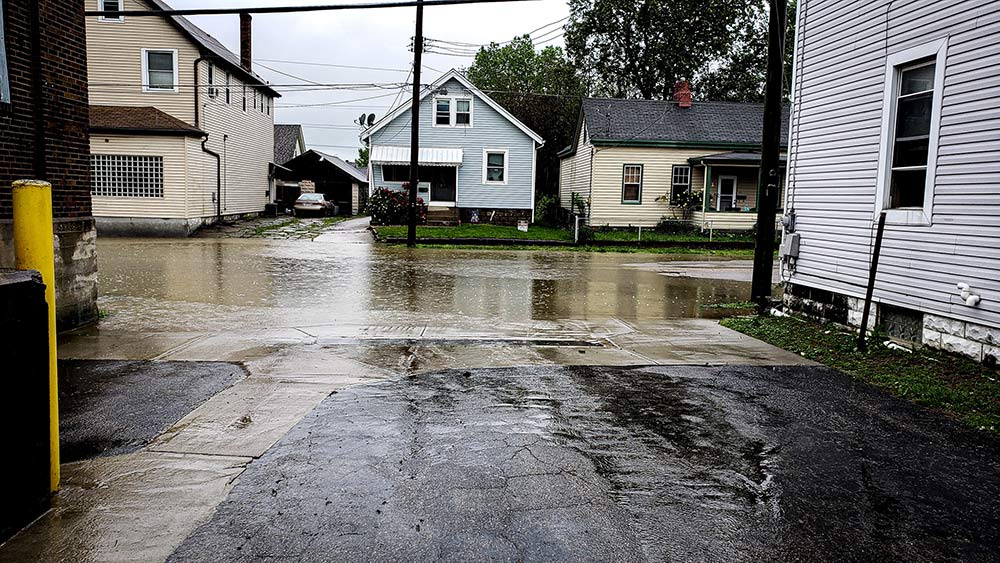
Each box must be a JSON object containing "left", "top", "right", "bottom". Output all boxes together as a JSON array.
[{"left": 91, "top": 155, "right": 164, "bottom": 198}]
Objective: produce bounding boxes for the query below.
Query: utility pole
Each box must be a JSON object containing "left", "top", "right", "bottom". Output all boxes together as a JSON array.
[
  {"left": 751, "top": 0, "right": 787, "bottom": 313},
  {"left": 407, "top": 0, "right": 424, "bottom": 247}
]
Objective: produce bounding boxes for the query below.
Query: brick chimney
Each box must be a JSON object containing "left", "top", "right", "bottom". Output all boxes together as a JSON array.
[
  {"left": 239, "top": 13, "right": 252, "bottom": 71},
  {"left": 672, "top": 80, "right": 692, "bottom": 108}
]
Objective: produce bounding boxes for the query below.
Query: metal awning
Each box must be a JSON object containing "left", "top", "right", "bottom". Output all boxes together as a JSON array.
[{"left": 370, "top": 146, "right": 463, "bottom": 166}]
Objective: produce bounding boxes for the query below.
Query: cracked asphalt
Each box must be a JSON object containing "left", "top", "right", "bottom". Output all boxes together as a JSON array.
[{"left": 170, "top": 364, "right": 1000, "bottom": 562}]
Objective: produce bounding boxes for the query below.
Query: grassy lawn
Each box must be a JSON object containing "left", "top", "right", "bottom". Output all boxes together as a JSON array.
[
  {"left": 374, "top": 224, "right": 573, "bottom": 241},
  {"left": 722, "top": 315, "right": 1000, "bottom": 433}
]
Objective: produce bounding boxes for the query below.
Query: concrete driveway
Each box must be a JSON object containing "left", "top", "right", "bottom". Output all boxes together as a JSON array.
[{"left": 2, "top": 217, "right": 997, "bottom": 561}]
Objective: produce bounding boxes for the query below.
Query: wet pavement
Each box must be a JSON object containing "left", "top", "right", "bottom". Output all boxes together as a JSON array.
[
  {"left": 4, "top": 217, "right": 997, "bottom": 561},
  {"left": 169, "top": 364, "right": 1000, "bottom": 562}
]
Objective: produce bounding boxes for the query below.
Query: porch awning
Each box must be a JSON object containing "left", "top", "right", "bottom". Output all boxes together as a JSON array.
[
  {"left": 687, "top": 152, "right": 787, "bottom": 166},
  {"left": 370, "top": 146, "right": 463, "bottom": 166}
]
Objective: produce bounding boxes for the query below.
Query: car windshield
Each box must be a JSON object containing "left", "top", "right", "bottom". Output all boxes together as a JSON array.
[{"left": 297, "top": 194, "right": 324, "bottom": 202}]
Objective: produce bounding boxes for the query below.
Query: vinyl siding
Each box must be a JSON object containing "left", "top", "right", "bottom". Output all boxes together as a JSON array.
[
  {"left": 90, "top": 134, "right": 190, "bottom": 218},
  {"left": 368, "top": 78, "right": 536, "bottom": 209},
  {"left": 587, "top": 147, "right": 710, "bottom": 227},
  {"left": 86, "top": 0, "right": 275, "bottom": 221},
  {"left": 786, "top": 0, "right": 1000, "bottom": 328},
  {"left": 558, "top": 124, "right": 593, "bottom": 210}
]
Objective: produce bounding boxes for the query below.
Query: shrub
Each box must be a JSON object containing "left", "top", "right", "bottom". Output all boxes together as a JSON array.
[
  {"left": 368, "top": 186, "right": 427, "bottom": 226},
  {"left": 655, "top": 217, "right": 697, "bottom": 234},
  {"left": 534, "top": 194, "right": 560, "bottom": 226},
  {"left": 576, "top": 224, "right": 595, "bottom": 243}
]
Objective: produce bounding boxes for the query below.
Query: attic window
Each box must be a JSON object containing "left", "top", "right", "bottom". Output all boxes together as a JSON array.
[
  {"left": 99, "top": 0, "right": 124, "bottom": 22},
  {"left": 435, "top": 99, "right": 451, "bottom": 126},
  {"left": 456, "top": 99, "right": 471, "bottom": 126}
]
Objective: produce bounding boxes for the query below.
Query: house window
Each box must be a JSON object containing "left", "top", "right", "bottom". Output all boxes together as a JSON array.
[
  {"left": 99, "top": 0, "right": 124, "bottom": 22},
  {"left": 622, "top": 164, "right": 642, "bottom": 203},
  {"left": 253, "top": 89, "right": 257, "bottom": 110},
  {"left": 142, "top": 49, "right": 178, "bottom": 92},
  {"left": 382, "top": 165, "right": 410, "bottom": 182},
  {"left": 225, "top": 73, "right": 230, "bottom": 104},
  {"left": 455, "top": 99, "right": 471, "bottom": 126},
  {"left": 242, "top": 85, "right": 247, "bottom": 112},
  {"left": 90, "top": 154, "right": 164, "bottom": 198},
  {"left": 888, "top": 61, "right": 935, "bottom": 209},
  {"left": 435, "top": 98, "right": 451, "bottom": 126},
  {"left": 670, "top": 165, "right": 691, "bottom": 204},
  {"left": 484, "top": 150, "right": 507, "bottom": 184},
  {"left": 876, "top": 38, "right": 946, "bottom": 225}
]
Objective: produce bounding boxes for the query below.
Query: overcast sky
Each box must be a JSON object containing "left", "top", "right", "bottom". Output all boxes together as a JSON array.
[{"left": 169, "top": 0, "right": 570, "bottom": 161}]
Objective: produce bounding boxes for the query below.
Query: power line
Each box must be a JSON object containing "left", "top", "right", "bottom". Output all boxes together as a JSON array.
[
  {"left": 86, "top": 0, "right": 537, "bottom": 17},
  {"left": 276, "top": 90, "right": 402, "bottom": 108},
  {"left": 257, "top": 59, "right": 411, "bottom": 73}
]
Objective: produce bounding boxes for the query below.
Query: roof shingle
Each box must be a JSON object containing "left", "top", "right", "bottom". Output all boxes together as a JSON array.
[
  {"left": 90, "top": 105, "right": 204, "bottom": 136},
  {"left": 274, "top": 124, "right": 303, "bottom": 164}
]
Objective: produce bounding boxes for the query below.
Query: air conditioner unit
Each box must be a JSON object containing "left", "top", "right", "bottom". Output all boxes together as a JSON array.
[{"left": 207, "top": 86, "right": 219, "bottom": 99}]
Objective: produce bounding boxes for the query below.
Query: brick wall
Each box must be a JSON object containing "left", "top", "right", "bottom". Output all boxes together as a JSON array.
[{"left": 0, "top": 0, "right": 92, "bottom": 220}]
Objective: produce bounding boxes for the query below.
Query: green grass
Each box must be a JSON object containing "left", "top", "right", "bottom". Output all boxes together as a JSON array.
[
  {"left": 386, "top": 242, "right": 757, "bottom": 257},
  {"left": 700, "top": 300, "right": 756, "bottom": 309},
  {"left": 374, "top": 224, "right": 573, "bottom": 241},
  {"left": 721, "top": 315, "right": 1000, "bottom": 433}
]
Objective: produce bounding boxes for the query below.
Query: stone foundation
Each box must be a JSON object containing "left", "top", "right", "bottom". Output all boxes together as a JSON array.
[
  {"left": 782, "top": 282, "right": 999, "bottom": 363},
  {"left": 95, "top": 212, "right": 260, "bottom": 237},
  {"left": 459, "top": 208, "right": 532, "bottom": 226},
  {"left": 0, "top": 218, "right": 99, "bottom": 331}
]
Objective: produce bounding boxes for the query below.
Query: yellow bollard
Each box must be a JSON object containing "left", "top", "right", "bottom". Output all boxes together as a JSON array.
[{"left": 12, "top": 180, "right": 60, "bottom": 492}]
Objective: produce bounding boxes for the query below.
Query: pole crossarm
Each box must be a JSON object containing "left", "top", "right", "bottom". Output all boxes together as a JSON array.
[{"left": 85, "top": 0, "right": 534, "bottom": 17}]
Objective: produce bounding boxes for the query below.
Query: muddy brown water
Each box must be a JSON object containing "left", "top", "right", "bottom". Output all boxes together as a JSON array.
[{"left": 95, "top": 237, "right": 764, "bottom": 331}]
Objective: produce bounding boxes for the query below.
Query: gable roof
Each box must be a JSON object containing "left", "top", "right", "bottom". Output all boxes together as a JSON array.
[
  {"left": 274, "top": 124, "right": 305, "bottom": 164},
  {"left": 283, "top": 149, "right": 368, "bottom": 184},
  {"left": 564, "top": 98, "right": 789, "bottom": 155},
  {"left": 360, "top": 69, "right": 543, "bottom": 145},
  {"left": 90, "top": 105, "right": 205, "bottom": 137},
  {"left": 145, "top": 0, "right": 280, "bottom": 98}
]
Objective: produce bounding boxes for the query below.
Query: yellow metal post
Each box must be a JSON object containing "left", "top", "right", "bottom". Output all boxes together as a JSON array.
[{"left": 12, "top": 180, "right": 60, "bottom": 492}]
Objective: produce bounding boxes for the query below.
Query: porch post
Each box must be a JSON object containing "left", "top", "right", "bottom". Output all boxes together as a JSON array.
[{"left": 702, "top": 165, "right": 712, "bottom": 229}]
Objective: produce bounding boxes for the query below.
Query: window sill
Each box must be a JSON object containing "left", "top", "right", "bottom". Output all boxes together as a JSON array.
[
  {"left": 884, "top": 208, "right": 931, "bottom": 226},
  {"left": 621, "top": 201, "right": 642, "bottom": 205},
  {"left": 484, "top": 181, "right": 508, "bottom": 186}
]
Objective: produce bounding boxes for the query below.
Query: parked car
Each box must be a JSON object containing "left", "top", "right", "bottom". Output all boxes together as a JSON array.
[{"left": 292, "top": 193, "right": 338, "bottom": 217}]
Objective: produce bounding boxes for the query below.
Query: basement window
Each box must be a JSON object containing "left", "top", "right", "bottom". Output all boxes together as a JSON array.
[{"left": 91, "top": 155, "right": 164, "bottom": 198}]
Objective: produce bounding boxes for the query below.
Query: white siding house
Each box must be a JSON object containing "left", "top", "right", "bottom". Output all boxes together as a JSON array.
[
  {"left": 781, "top": 0, "right": 1000, "bottom": 362},
  {"left": 86, "top": 0, "right": 278, "bottom": 235},
  {"left": 361, "top": 70, "right": 543, "bottom": 225}
]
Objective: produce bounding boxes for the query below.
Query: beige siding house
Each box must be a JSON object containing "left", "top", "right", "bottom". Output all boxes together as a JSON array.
[
  {"left": 781, "top": 0, "right": 1000, "bottom": 362},
  {"left": 558, "top": 90, "right": 788, "bottom": 231},
  {"left": 86, "top": 0, "right": 279, "bottom": 235}
]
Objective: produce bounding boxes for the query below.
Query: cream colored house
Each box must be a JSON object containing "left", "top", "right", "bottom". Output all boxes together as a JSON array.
[
  {"left": 86, "top": 0, "right": 279, "bottom": 235},
  {"left": 559, "top": 90, "right": 788, "bottom": 231}
]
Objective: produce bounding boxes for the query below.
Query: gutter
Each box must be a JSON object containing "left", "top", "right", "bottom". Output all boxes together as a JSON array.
[
  {"left": 193, "top": 55, "right": 222, "bottom": 223},
  {"left": 590, "top": 139, "right": 788, "bottom": 151}
]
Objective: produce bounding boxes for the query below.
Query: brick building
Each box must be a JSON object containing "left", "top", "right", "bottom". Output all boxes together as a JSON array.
[{"left": 0, "top": 0, "right": 99, "bottom": 329}]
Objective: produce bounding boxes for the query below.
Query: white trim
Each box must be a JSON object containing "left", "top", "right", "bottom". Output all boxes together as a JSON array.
[
  {"left": 98, "top": 0, "right": 125, "bottom": 22},
  {"left": 483, "top": 148, "right": 509, "bottom": 185},
  {"left": 874, "top": 37, "right": 947, "bottom": 227},
  {"left": 432, "top": 97, "right": 452, "bottom": 127},
  {"left": 361, "top": 69, "right": 543, "bottom": 145},
  {"left": 141, "top": 48, "right": 179, "bottom": 93},
  {"left": 717, "top": 175, "right": 737, "bottom": 211}
]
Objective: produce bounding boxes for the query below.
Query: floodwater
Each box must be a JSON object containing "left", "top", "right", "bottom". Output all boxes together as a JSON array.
[{"left": 95, "top": 227, "right": 761, "bottom": 333}]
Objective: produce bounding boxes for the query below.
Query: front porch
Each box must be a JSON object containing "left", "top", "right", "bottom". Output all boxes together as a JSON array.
[{"left": 687, "top": 152, "right": 785, "bottom": 231}]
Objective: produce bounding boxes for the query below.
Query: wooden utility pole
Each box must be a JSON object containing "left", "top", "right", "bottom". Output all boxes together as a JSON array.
[
  {"left": 751, "top": 0, "right": 788, "bottom": 313},
  {"left": 407, "top": 0, "right": 424, "bottom": 247}
]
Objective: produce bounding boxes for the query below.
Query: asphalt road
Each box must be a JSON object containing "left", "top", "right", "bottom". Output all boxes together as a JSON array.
[{"left": 170, "top": 364, "right": 1000, "bottom": 562}]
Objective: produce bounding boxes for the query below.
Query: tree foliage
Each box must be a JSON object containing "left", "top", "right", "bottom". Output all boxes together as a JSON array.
[
  {"left": 466, "top": 36, "right": 587, "bottom": 197},
  {"left": 356, "top": 146, "right": 369, "bottom": 168},
  {"left": 565, "top": 0, "right": 796, "bottom": 102},
  {"left": 697, "top": 0, "right": 797, "bottom": 102}
]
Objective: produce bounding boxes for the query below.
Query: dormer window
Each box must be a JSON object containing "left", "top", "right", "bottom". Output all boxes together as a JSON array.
[
  {"left": 435, "top": 99, "right": 451, "bottom": 126},
  {"left": 99, "top": 0, "right": 124, "bottom": 22}
]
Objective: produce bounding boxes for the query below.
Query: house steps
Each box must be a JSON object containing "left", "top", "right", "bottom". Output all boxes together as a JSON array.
[{"left": 426, "top": 206, "right": 460, "bottom": 226}]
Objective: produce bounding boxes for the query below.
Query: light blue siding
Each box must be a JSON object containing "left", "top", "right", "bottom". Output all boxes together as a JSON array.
[{"left": 368, "top": 78, "right": 536, "bottom": 209}]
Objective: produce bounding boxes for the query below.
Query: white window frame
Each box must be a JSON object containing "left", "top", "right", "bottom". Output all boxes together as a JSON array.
[
  {"left": 670, "top": 164, "right": 691, "bottom": 204},
  {"left": 622, "top": 164, "right": 643, "bottom": 204},
  {"left": 454, "top": 97, "right": 473, "bottom": 127},
  {"left": 874, "top": 38, "right": 947, "bottom": 226},
  {"left": 483, "top": 148, "right": 508, "bottom": 185},
  {"left": 433, "top": 97, "right": 451, "bottom": 127},
  {"left": 141, "top": 48, "right": 178, "bottom": 93},
  {"left": 717, "top": 175, "right": 738, "bottom": 211},
  {"left": 98, "top": 0, "right": 124, "bottom": 23}
]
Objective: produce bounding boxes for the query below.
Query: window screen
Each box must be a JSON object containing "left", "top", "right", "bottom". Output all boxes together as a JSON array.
[{"left": 146, "top": 51, "right": 175, "bottom": 90}]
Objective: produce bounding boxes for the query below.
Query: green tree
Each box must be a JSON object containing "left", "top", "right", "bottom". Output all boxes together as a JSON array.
[
  {"left": 565, "top": 0, "right": 744, "bottom": 99},
  {"left": 356, "top": 146, "right": 369, "bottom": 168},
  {"left": 697, "top": 0, "right": 797, "bottom": 102},
  {"left": 466, "top": 36, "right": 587, "bottom": 199}
]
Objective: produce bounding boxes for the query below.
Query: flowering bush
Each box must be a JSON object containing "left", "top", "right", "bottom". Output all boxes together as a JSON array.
[{"left": 368, "top": 185, "right": 427, "bottom": 225}]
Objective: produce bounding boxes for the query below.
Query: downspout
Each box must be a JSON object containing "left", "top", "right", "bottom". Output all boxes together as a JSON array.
[{"left": 193, "top": 55, "right": 222, "bottom": 223}]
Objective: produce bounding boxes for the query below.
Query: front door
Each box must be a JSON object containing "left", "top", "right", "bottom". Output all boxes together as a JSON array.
[
  {"left": 717, "top": 176, "right": 737, "bottom": 211},
  {"left": 428, "top": 166, "right": 457, "bottom": 205}
]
